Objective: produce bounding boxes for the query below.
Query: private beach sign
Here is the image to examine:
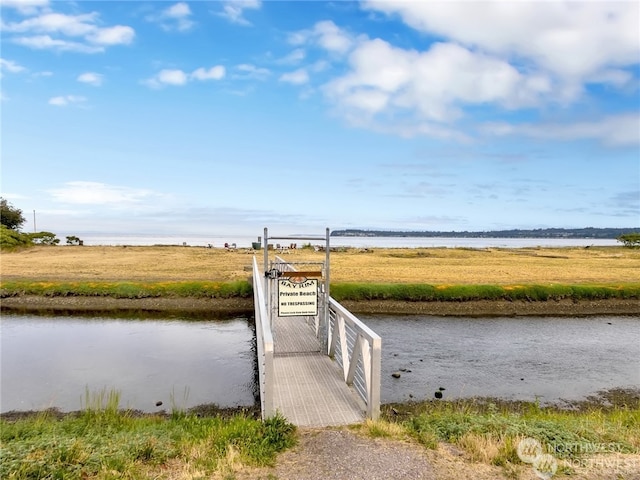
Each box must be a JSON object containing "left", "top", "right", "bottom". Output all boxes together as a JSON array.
[{"left": 278, "top": 278, "right": 318, "bottom": 317}]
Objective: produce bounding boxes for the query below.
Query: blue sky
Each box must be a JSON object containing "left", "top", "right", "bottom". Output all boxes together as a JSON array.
[{"left": 1, "top": 0, "right": 639, "bottom": 238}]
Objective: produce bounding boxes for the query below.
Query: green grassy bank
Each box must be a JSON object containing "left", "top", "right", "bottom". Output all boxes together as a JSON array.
[
  {"left": 2, "top": 393, "right": 638, "bottom": 479},
  {"left": 367, "top": 393, "right": 640, "bottom": 477},
  {"left": 1, "top": 391, "right": 295, "bottom": 480},
  {"left": 2, "top": 280, "right": 639, "bottom": 302}
]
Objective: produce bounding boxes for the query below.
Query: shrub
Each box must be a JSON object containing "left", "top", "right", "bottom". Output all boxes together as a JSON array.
[
  {"left": 617, "top": 233, "right": 640, "bottom": 248},
  {"left": 0, "top": 225, "right": 32, "bottom": 249}
]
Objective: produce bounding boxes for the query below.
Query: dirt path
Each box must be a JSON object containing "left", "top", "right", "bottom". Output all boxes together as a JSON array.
[
  {"left": 233, "top": 428, "right": 519, "bottom": 480},
  {"left": 238, "top": 427, "right": 640, "bottom": 480}
]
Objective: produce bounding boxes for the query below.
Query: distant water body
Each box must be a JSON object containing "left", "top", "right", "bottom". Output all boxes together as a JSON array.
[{"left": 78, "top": 234, "right": 619, "bottom": 249}]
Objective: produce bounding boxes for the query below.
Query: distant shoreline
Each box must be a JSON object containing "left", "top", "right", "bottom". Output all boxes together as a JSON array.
[{"left": 331, "top": 227, "right": 638, "bottom": 239}]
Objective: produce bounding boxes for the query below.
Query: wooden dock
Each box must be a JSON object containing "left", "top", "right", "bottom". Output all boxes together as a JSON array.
[{"left": 272, "top": 315, "right": 365, "bottom": 427}]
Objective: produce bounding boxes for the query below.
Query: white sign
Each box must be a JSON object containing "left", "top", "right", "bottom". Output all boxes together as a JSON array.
[{"left": 278, "top": 278, "right": 318, "bottom": 317}]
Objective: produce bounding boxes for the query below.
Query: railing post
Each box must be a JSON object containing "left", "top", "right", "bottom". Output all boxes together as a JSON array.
[
  {"left": 263, "top": 342, "right": 274, "bottom": 418},
  {"left": 369, "top": 336, "right": 381, "bottom": 420},
  {"left": 324, "top": 227, "right": 330, "bottom": 354}
]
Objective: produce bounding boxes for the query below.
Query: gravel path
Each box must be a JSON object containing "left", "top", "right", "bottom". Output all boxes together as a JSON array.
[
  {"left": 273, "top": 428, "right": 436, "bottom": 480},
  {"left": 264, "top": 428, "right": 640, "bottom": 480}
]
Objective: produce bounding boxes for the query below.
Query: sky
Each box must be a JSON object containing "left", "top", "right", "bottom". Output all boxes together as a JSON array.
[{"left": 1, "top": 0, "right": 639, "bottom": 239}]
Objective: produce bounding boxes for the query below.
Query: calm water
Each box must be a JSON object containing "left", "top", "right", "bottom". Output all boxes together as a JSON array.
[
  {"left": 2, "top": 315, "right": 638, "bottom": 413},
  {"left": 76, "top": 233, "right": 619, "bottom": 249},
  {"left": 363, "top": 315, "right": 640, "bottom": 405},
  {"left": 0, "top": 315, "right": 255, "bottom": 413}
]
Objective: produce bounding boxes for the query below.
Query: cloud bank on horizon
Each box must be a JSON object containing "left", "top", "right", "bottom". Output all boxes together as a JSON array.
[{"left": 1, "top": 0, "right": 638, "bottom": 238}]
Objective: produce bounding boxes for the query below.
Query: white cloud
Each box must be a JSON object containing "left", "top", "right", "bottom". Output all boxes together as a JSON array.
[
  {"left": 77, "top": 72, "right": 103, "bottom": 86},
  {"left": 481, "top": 113, "right": 640, "bottom": 147},
  {"left": 48, "top": 95, "right": 87, "bottom": 106},
  {"left": 144, "top": 65, "right": 225, "bottom": 88},
  {"left": 279, "top": 68, "right": 309, "bottom": 85},
  {"left": 147, "top": 2, "right": 195, "bottom": 32},
  {"left": 313, "top": 20, "right": 354, "bottom": 54},
  {"left": 291, "top": 20, "right": 355, "bottom": 54},
  {"left": 87, "top": 25, "right": 134, "bottom": 46},
  {"left": 0, "top": 0, "right": 48, "bottom": 15},
  {"left": 588, "top": 69, "right": 634, "bottom": 88},
  {"left": 277, "top": 48, "right": 305, "bottom": 65},
  {"left": 191, "top": 65, "right": 226, "bottom": 81},
  {"left": 165, "top": 2, "right": 190, "bottom": 17},
  {"left": 157, "top": 69, "right": 188, "bottom": 86},
  {"left": 4, "top": 12, "right": 98, "bottom": 35},
  {"left": 218, "top": 0, "right": 261, "bottom": 26},
  {"left": 324, "top": 38, "right": 552, "bottom": 125},
  {"left": 0, "top": 58, "right": 26, "bottom": 75},
  {"left": 4, "top": 10, "right": 135, "bottom": 53},
  {"left": 234, "top": 64, "right": 270, "bottom": 80},
  {"left": 363, "top": 1, "right": 639, "bottom": 83},
  {"left": 291, "top": 11, "right": 637, "bottom": 144},
  {"left": 13, "top": 34, "right": 104, "bottom": 53},
  {"left": 48, "top": 181, "right": 158, "bottom": 206}
]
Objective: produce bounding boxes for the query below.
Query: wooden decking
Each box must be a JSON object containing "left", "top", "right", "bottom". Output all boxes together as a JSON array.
[{"left": 272, "top": 315, "right": 365, "bottom": 427}]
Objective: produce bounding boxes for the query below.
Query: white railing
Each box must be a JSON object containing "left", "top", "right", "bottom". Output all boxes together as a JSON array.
[
  {"left": 259, "top": 254, "right": 381, "bottom": 421},
  {"left": 252, "top": 256, "right": 274, "bottom": 419},
  {"left": 328, "top": 298, "right": 381, "bottom": 420}
]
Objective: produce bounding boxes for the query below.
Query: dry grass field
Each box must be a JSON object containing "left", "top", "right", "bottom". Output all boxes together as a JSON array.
[{"left": 1, "top": 244, "right": 639, "bottom": 285}]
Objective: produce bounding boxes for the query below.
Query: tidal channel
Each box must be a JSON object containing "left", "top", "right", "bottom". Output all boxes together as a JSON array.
[{"left": 1, "top": 314, "right": 638, "bottom": 413}]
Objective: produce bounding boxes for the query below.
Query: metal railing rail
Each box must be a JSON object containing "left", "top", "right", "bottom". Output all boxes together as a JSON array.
[
  {"left": 328, "top": 298, "right": 381, "bottom": 420},
  {"left": 252, "top": 256, "right": 274, "bottom": 419}
]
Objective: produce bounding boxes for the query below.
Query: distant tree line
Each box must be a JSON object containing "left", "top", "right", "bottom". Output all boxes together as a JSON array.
[
  {"left": 331, "top": 227, "right": 639, "bottom": 240},
  {"left": 0, "top": 197, "right": 82, "bottom": 249}
]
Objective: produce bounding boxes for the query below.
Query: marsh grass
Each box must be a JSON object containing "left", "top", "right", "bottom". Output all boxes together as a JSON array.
[
  {"left": 2, "top": 279, "right": 638, "bottom": 303},
  {"left": 0, "top": 280, "right": 253, "bottom": 299},
  {"left": 80, "top": 386, "right": 121, "bottom": 416},
  {"left": 375, "top": 399, "right": 640, "bottom": 473},
  {"left": 329, "top": 282, "right": 640, "bottom": 302},
  {"left": 0, "top": 391, "right": 296, "bottom": 480}
]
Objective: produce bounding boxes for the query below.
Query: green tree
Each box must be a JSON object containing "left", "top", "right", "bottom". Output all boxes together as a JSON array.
[
  {"left": 0, "top": 197, "right": 26, "bottom": 230},
  {"left": 0, "top": 224, "right": 32, "bottom": 249},
  {"left": 617, "top": 232, "right": 640, "bottom": 248},
  {"left": 30, "top": 231, "right": 60, "bottom": 245},
  {"left": 66, "top": 235, "right": 83, "bottom": 245}
]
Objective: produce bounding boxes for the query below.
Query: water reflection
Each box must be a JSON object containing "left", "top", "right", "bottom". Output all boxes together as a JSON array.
[
  {"left": 2, "top": 314, "right": 638, "bottom": 413},
  {"left": 1, "top": 315, "right": 255, "bottom": 413},
  {"left": 363, "top": 315, "right": 640, "bottom": 405}
]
